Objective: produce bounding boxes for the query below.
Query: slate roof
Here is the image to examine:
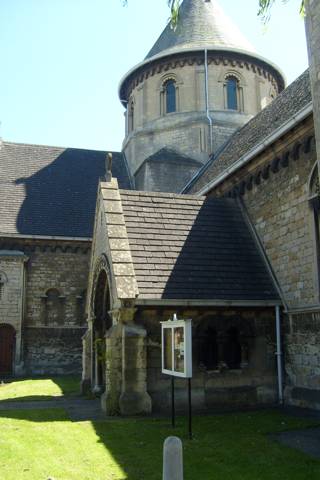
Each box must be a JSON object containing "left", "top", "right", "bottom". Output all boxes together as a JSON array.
[
  {"left": 135, "top": 147, "right": 202, "bottom": 192},
  {"left": 146, "top": 0, "right": 256, "bottom": 60},
  {"left": 186, "top": 69, "right": 312, "bottom": 194},
  {"left": 0, "top": 141, "right": 132, "bottom": 238},
  {"left": 119, "top": 189, "right": 279, "bottom": 302},
  {"left": 141, "top": 147, "right": 201, "bottom": 168}
]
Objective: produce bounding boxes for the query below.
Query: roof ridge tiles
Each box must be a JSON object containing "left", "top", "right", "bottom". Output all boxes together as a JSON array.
[
  {"left": 3, "top": 140, "right": 121, "bottom": 155},
  {"left": 119, "top": 189, "right": 205, "bottom": 201}
]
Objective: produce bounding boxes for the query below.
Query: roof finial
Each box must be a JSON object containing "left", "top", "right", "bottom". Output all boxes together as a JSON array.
[{"left": 106, "top": 152, "right": 112, "bottom": 182}]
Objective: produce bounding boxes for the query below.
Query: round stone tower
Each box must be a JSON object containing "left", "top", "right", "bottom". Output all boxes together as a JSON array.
[{"left": 119, "top": 0, "right": 285, "bottom": 193}]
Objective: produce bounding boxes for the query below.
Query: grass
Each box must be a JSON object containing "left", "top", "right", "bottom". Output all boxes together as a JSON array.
[
  {"left": 0, "top": 376, "right": 80, "bottom": 402},
  {"left": 0, "top": 408, "right": 319, "bottom": 480}
]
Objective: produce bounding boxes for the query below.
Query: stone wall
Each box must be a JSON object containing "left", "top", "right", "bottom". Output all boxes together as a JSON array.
[
  {"left": 134, "top": 152, "right": 201, "bottom": 193},
  {"left": 208, "top": 116, "right": 320, "bottom": 409},
  {"left": 241, "top": 131, "right": 316, "bottom": 308},
  {"left": 124, "top": 111, "right": 251, "bottom": 191},
  {"left": 24, "top": 327, "right": 86, "bottom": 375},
  {"left": 125, "top": 55, "right": 279, "bottom": 133},
  {"left": 306, "top": 0, "right": 320, "bottom": 167},
  {"left": 25, "top": 245, "right": 90, "bottom": 328},
  {"left": 211, "top": 118, "right": 316, "bottom": 308},
  {"left": 135, "top": 306, "right": 278, "bottom": 412},
  {"left": 0, "top": 239, "right": 91, "bottom": 375},
  {"left": 284, "top": 311, "right": 320, "bottom": 409}
]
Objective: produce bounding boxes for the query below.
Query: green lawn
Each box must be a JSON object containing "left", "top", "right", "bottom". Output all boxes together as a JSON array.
[
  {"left": 0, "top": 408, "right": 319, "bottom": 480},
  {"left": 0, "top": 376, "right": 80, "bottom": 402}
]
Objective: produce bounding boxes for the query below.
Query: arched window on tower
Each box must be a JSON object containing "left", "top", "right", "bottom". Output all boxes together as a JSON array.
[
  {"left": 165, "top": 79, "right": 176, "bottom": 113},
  {"left": 128, "top": 99, "right": 134, "bottom": 133},
  {"left": 226, "top": 76, "right": 239, "bottom": 110}
]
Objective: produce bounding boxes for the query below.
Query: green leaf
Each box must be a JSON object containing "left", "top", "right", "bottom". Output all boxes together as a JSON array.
[{"left": 258, "top": 0, "right": 305, "bottom": 23}]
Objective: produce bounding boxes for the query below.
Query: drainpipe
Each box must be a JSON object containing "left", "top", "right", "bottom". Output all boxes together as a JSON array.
[
  {"left": 204, "top": 49, "right": 213, "bottom": 155},
  {"left": 275, "top": 305, "right": 283, "bottom": 404}
]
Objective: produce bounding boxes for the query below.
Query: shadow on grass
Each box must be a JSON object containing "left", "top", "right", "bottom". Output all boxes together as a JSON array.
[
  {"left": 91, "top": 413, "right": 320, "bottom": 480},
  {"left": 51, "top": 375, "right": 81, "bottom": 395},
  {"left": 1, "top": 403, "right": 320, "bottom": 480}
]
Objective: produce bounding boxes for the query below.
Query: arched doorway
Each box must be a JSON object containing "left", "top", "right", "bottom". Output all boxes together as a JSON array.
[
  {"left": 93, "top": 269, "right": 112, "bottom": 393},
  {"left": 0, "top": 324, "right": 16, "bottom": 376}
]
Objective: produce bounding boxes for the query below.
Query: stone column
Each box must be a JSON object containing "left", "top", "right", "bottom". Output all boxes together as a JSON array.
[
  {"left": 15, "top": 256, "right": 28, "bottom": 375},
  {"left": 119, "top": 324, "right": 152, "bottom": 415},
  {"left": 305, "top": 1, "right": 320, "bottom": 177},
  {"left": 100, "top": 323, "right": 123, "bottom": 415},
  {"left": 81, "top": 328, "right": 92, "bottom": 394}
]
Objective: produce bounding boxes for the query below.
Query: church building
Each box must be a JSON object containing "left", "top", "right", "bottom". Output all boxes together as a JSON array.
[{"left": 1, "top": 0, "right": 320, "bottom": 414}]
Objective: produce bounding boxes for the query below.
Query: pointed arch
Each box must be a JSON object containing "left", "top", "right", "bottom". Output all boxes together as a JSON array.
[
  {"left": 90, "top": 254, "right": 113, "bottom": 393},
  {"left": 308, "top": 163, "right": 320, "bottom": 300}
]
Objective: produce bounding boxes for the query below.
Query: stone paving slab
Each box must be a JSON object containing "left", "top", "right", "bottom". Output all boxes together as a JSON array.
[
  {"left": 0, "top": 397, "right": 105, "bottom": 421},
  {"left": 271, "top": 427, "right": 320, "bottom": 460},
  {"left": 269, "top": 406, "right": 320, "bottom": 460}
]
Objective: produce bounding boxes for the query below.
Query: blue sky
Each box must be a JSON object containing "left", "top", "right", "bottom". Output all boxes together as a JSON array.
[{"left": 0, "top": 0, "right": 308, "bottom": 152}]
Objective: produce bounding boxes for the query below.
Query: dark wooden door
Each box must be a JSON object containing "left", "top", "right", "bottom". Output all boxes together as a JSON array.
[{"left": 0, "top": 324, "right": 15, "bottom": 375}]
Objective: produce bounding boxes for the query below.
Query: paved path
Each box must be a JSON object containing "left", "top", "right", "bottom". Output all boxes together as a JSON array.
[
  {"left": 272, "top": 427, "right": 320, "bottom": 459},
  {"left": 270, "top": 406, "right": 320, "bottom": 460},
  {"left": 0, "top": 396, "right": 105, "bottom": 421}
]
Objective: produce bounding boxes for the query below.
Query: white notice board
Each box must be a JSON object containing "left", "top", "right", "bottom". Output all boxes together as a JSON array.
[{"left": 161, "top": 315, "right": 192, "bottom": 378}]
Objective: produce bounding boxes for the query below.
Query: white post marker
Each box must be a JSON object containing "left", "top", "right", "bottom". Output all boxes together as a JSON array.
[{"left": 163, "top": 436, "right": 183, "bottom": 480}]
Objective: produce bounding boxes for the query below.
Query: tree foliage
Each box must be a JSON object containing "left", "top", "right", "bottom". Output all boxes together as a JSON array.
[
  {"left": 258, "top": 0, "right": 305, "bottom": 23},
  {"left": 122, "top": 1, "right": 305, "bottom": 28}
]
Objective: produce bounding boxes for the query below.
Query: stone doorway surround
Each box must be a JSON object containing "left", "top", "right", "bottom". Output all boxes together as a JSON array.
[
  {"left": 0, "top": 324, "right": 16, "bottom": 375},
  {"left": 0, "top": 250, "right": 28, "bottom": 376},
  {"left": 82, "top": 178, "right": 151, "bottom": 416}
]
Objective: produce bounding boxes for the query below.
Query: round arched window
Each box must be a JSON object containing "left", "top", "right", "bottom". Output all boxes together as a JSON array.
[
  {"left": 226, "top": 76, "right": 238, "bottom": 110},
  {"left": 165, "top": 80, "right": 176, "bottom": 113}
]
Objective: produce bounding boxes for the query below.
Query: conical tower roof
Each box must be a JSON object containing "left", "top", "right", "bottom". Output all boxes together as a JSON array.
[
  {"left": 119, "top": 0, "right": 285, "bottom": 102},
  {"left": 145, "top": 0, "right": 256, "bottom": 60}
]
